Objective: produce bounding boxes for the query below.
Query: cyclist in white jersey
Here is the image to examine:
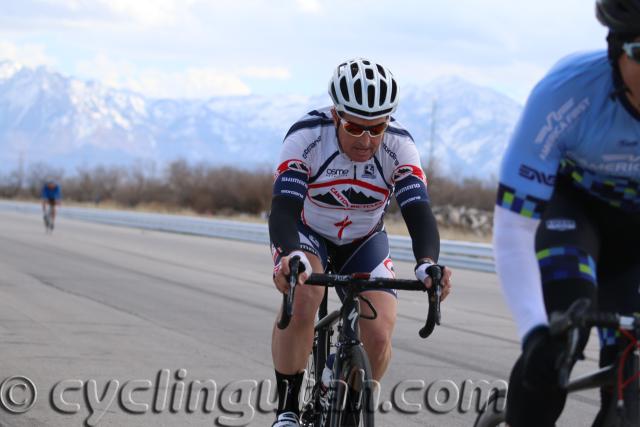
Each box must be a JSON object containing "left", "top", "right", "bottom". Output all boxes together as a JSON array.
[
  {"left": 268, "top": 58, "right": 452, "bottom": 427},
  {"left": 493, "top": 1, "right": 640, "bottom": 425}
]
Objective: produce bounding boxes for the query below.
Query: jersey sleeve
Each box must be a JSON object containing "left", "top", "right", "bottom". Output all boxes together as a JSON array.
[
  {"left": 273, "top": 132, "right": 311, "bottom": 201},
  {"left": 391, "top": 141, "right": 430, "bottom": 208},
  {"left": 494, "top": 60, "right": 587, "bottom": 341},
  {"left": 496, "top": 71, "right": 579, "bottom": 219}
]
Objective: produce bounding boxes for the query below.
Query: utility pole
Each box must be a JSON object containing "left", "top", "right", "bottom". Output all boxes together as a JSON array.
[{"left": 427, "top": 99, "right": 437, "bottom": 173}]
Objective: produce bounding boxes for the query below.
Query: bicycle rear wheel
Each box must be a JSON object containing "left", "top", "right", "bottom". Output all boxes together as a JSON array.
[
  {"left": 329, "top": 345, "right": 375, "bottom": 427},
  {"left": 473, "top": 388, "right": 507, "bottom": 427}
]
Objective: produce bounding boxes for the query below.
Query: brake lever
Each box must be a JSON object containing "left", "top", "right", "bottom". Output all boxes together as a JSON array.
[
  {"left": 277, "top": 256, "right": 300, "bottom": 330},
  {"left": 550, "top": 298, "right": 592, "bottom": 389},
  {"left": 419, "top": 265, "right": 442, "bottom": 338}
]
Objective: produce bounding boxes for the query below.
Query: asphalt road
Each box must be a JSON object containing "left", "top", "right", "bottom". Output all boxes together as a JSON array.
[{"left": 0, "top": 210, "right": 602, "bottom": 426}]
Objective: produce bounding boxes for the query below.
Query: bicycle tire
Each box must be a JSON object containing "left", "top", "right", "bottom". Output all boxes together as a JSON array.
[
  {"left": 301, "top": 331, "right": 329, "bottom": 426},
  {"left": 328, "top": 345, "right": 375, "bottom": 427},
  {"left": 473, "top": 388, "right": 507, "bottom": 427},
  {"left": 301, "top": 289, "right": 330, "bottom": 427}
]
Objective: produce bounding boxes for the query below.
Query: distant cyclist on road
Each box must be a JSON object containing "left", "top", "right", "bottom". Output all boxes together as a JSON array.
[
  {"left": 493, "top": 1, "right": 640, "bottom": 425},
  {"left": 41, "top": 179, "right": 62, "bottom": 230},
  {"left": 268, "top": 58, "right": 452, "bottom": 427}
]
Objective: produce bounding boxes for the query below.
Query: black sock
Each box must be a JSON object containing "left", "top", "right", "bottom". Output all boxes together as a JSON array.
[{"left": 275, "top": 370, "right": 304, "bottom": 416}]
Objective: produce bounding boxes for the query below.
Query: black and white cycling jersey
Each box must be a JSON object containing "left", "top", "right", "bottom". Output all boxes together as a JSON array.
[{"left": 273, "top": 107, "right": 429, "bottom": 245}]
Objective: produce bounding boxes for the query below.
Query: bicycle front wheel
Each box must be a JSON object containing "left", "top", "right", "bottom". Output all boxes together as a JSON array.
[
  {"left": 473, "top": 388, "right": 507, "bottom": 427},
  {"left": 329, "top": 345, "right": 375, "bottom": 427}
]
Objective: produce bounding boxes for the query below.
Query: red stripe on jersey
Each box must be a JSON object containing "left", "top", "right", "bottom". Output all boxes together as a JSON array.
[{"left": 308, "top": 179, "right": 390, "bottom": 196}]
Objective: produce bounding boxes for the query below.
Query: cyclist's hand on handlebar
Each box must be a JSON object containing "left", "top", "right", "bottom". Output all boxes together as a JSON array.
[
  {"left": 439, "top": 267, "right": 452, "bottom": 300},
  {"left": 521, "top": 325, "right": 567, "bottom": 391},
  {"left": 273, "top": 250, "right": 311, "bottom": 294},
  {"left": 415, "top": 262, "right": 452, "bottom": 301}
]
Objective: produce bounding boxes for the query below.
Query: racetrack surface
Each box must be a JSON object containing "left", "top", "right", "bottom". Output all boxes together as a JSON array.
[{"left": 0, "top": 210, "right": 601, "bottom": 426}]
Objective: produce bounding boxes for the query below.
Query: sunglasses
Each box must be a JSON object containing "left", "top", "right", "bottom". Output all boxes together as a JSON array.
[
  {"left": 339, "top": 117, "right": 389, "bottom": 137},
  {"left": 623, "top": 42, "right": 640, "bottom": 64}
]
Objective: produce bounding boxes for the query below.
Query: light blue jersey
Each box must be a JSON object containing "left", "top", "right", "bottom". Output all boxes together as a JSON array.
[{"left": 497, "top": 51, "right": 640, "bottom": 217}]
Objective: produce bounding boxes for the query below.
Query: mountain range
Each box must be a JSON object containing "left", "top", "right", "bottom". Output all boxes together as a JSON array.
[{"left": 0, "top": 60, "right": 523, "bottom": 180}]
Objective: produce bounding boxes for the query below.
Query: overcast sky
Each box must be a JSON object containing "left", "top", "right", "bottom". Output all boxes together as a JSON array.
[{"left": 1, "top": 0, "right": 607, "bottom": 103}]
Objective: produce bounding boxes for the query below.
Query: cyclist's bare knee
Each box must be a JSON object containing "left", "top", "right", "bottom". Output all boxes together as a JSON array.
[{"left": 359, "top": 291, "right": 397, "bottom": 355}]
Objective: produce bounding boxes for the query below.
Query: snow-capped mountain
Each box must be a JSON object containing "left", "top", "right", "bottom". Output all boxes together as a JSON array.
[{"left": 0, "top": 60, "right": 522, "bottom": 180}]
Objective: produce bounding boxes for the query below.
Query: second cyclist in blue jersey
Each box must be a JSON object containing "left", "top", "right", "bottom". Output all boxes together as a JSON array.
[
  {"left": 268, "top": 58, "right": 452, "bottom": 427},
  {"left": 493, "top": 1, "right": 640, "bottom": 425},
  {"left": 41, "top": 179, "right": 62, "bottom": 229}
]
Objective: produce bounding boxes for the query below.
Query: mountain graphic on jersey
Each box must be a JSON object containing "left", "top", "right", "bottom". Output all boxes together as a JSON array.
[
  {"left": 341, "top": 188, "right": 380, "bottom": 205},
  {"left": 308, "top": 179, "right": 389, "bottom": 210},
  {"left": 310, "top": 188, "right": 382, "bottom": 207},
  {"left": 311, "top": 192, "right": 343, "bottom": 206}
]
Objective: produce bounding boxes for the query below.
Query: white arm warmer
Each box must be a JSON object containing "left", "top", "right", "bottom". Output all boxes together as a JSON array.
[{"left": 493, "top": 206, "right": 548, "bottom": 342}]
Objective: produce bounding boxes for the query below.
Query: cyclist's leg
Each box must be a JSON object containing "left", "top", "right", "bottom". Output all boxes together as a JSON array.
[
  {"left": 506, "top": 178, "right": 600, "bottom": 427},
  {"left": 333, "top": 230, "right": 397, "bottom": 381},
  {"left": 50, "top": 199, "right": 57, "bottom": 222},
  {"left": 358, "top": 291, "right": 396, "bottom": 381},
  {"left": 271, "top": 222, "right": 328, "bottom": 418},
  {"left": 592, "top": 209, "right": 640, "bottom": 426}
]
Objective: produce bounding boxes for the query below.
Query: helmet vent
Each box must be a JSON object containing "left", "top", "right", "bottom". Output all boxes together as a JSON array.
[
  {"left": 350, "top": 63, "right": 359, "bottom": 78},
  {"left": 354, "top": 80, "right": 363, "bottom": 104},
  {"left": 377, "top": 64, "right": 386, "bottom": 78},
  {"left": 330, "top": 83, "right": 339, "bottom": 104},
  {"left": 367, "top": 84, "right": 375, "bottom": 108},
  {"left": 365, "top": 68, "right": 374, "bottom": 80},
  {"left": 339, "top": 77, "right": 350, "bottom": 101},
  {"left": 391, "top": 80, "right": 398, "bottom": 103},
  {"left": 379, "top": 81, "right": 388, "bottom": 105}
]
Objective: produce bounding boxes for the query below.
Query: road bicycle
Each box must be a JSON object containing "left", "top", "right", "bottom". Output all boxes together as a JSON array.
[
  {"left": 473, "top": 298, "right": 640, "bottom": 427},
  {"left": 277, "top": 257, "right": 444, "bottom": 426}
]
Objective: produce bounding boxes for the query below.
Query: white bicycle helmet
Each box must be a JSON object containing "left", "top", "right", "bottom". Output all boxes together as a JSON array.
[{"left": 328, "top": 58, "right": 399, "bottom": 120}]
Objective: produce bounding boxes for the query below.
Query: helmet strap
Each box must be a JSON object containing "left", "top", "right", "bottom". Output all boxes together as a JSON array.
[{"left": 607, "top": 31, "right": 634, "bottom": 100}]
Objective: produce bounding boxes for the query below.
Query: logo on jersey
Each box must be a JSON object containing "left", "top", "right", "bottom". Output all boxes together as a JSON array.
[
  {"left": 308, "top": 180, "right": 389, "bottom": 210},
  {"left": 383, "top": 258, "right": 395, "bottom": 276},
  {"left": 334, "top": 216, "right": 353, "bottom": 240},
  {"left": 382, "top": 143, "right": 399, "bottom": 166},
  {"left": 545, "top": 218, "right": 576, "bottom": 231},
  {"left": 326, "top": 168, "right": 350, "bottom": 177},
  {"left": 363, "top": 164, "right": 376, "bottom": 179},
  {"left": 302, "top": 136, "right": 321, "bottom": 159},
  {"left": 276, "top": 159, "right": 310, "bottom": 177},
  {"left": 602, "top": 154, "right": 640, "bottom": 163},
  {"left": 519, "top": 164, "right": 555, "bottom": 186},
  {"left": 535, "top": 97, "right": 590, "bottom": 160},
  {"left": 572, "top": 154, "right": 640, "bottom": 175},
  {"left": 392, "top": 164, "right": 426, "bottom": 183}
]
